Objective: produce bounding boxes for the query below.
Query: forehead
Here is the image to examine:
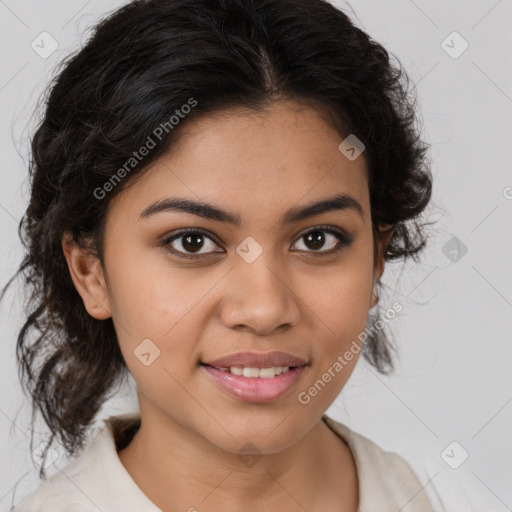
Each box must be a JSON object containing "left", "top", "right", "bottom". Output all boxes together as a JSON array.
[{"left": 109, "top": 100, "right": 370, "bottom": 224}]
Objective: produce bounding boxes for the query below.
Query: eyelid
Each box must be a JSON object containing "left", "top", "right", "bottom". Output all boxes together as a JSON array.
[{"left": 294, "top": 224, "right": 350, "bottom": 241}]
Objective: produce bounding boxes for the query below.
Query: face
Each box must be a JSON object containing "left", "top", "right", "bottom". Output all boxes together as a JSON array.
[{"left": 64, "top": 99, "right": 390, "bottom": 455}]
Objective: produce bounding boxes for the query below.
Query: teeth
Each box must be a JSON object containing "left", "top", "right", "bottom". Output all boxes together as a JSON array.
[
  {"left": 243, "top": 367, "right": 260, "bottom": 378},
  {"left": 226, "top": 366, "right": 291, "bottom": 378}
]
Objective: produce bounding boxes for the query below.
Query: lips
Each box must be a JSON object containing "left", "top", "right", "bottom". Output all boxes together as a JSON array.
[
  {"left": 202, "top": 350, "right": 307, "bottom": 369},
  {"left": 202, "top": 364, "right": 306, "bottom": 403}
]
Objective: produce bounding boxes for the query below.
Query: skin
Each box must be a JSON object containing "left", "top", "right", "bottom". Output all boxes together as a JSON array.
[{"left": 62, "top": 99, "right": 393, "bottom": 512}]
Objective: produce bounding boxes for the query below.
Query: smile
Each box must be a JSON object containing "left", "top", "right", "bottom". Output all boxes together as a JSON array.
[{"left": 201, "top": 363, "right": 306, "bottom": 403}]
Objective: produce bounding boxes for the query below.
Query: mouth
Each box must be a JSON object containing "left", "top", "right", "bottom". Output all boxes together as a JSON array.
[{"left": 200, "top": 362, "right": 307, "bottom": 403}]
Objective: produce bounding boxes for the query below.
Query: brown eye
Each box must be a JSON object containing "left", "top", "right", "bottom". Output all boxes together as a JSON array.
[
  {"left": 304, "top": 230, "right": 329, "bottom": 251},
  {"left": 292, "top": 226, "right": 351, "bottom": 254},
  {"left": 162, "top": 229, "right": 223, "bottom": 258},
  {"left": 180, "top": 233, "right": 206, "bottom": 253}
]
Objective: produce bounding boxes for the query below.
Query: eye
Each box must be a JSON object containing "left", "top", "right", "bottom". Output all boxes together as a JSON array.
[
  {"left": 291, "top": 225, "right": 352, "bottom": 255},
  {"left": 162, "top": 225, "right": 352, "bottom": 260},
  {"left": 162, "top": 228, "right": 223, "bottom": 259}
]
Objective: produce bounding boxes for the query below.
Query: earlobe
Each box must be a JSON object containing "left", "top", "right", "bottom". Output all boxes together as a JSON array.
[{"left": 61, "top": 232, "right": 111, "bottom": 320}]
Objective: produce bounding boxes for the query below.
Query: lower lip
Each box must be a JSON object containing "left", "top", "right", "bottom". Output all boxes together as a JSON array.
[{"left": 201, "top": 365, "right": 306, "bottom": 403}]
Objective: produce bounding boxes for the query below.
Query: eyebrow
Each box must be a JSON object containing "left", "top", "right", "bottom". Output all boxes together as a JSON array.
[{"left": 139, "top": 193, "right": 363, "bottom": 226}]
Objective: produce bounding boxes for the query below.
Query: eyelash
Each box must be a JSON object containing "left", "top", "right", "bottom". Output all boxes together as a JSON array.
[{"left": 161, "top": 225, "right": 352, "bottom": 260}]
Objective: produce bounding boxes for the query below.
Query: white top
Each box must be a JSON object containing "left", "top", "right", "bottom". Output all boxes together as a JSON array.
[{"left": 11, "top": 413, "right": 469, "bottom": 512}]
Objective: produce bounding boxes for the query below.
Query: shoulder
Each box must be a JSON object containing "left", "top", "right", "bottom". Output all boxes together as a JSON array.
[
  {"left": 11, "top": 413, "right": 151, "bottom": 512},
  {"left": 322, "top": 414, "right": 437, "bottom": 511},
  {"left": 10, "top": 453, "right": 98, "bottom": 512}
]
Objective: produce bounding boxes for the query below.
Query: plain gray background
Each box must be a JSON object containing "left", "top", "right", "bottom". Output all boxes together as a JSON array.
[{"left": 0, "top": 0, "right": 511, "bottom": 510}]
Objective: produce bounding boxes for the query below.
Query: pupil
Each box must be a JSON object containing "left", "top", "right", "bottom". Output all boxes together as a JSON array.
[
  {"left": 182, "top": 234, "right": 204, "bottom": 253},
  {"left": 305, "top": 231, "right": 325, "bottom": 250}
]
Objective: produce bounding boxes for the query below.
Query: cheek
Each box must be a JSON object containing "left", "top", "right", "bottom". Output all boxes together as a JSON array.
[
  {"left": 305, "top": 258, "right": 373, "bottom": 340},
  {"left": 300, "top": 251, "right": 374, "bottom": 399},
  {"left": 104, "top": 253, "right": 209, "bottom": 378},
  {"left": 103, "top": 242, "right": 185, "bottom": 333},
  {"left": 306, "top": 287, "right": 369, "bottom": 387},
  {"left": 296, "top": 267, "right": 371, "bottom": 411}
]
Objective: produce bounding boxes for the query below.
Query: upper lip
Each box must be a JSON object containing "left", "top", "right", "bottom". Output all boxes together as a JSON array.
[{"left": 203, "top": 351, "right": 307, "bottom": 369}]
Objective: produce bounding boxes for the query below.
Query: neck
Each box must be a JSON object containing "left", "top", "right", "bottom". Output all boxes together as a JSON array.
[{"left": 117, "top": 406, "right": 358, "bottom": 512}]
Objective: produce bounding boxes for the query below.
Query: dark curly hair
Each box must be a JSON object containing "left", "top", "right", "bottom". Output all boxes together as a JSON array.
[{"left": 2, "top": 0, "right": 432, "bottom": 478}]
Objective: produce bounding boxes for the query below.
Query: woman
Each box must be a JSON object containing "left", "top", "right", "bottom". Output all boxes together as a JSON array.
[{"left": 5, "top": 0, "right": 439, "bottom": 510}]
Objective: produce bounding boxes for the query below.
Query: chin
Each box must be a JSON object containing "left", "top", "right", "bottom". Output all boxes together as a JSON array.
[{"left": 199, "top": 410, "right": 309, "bottom": 455}]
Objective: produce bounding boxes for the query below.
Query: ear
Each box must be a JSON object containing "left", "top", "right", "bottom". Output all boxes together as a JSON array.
[
  {"left": 61, "top": 231, "right": 111, "bottom": 320},
  {"left": 370, "top": 225, "right": 394, "bottom": 308}
]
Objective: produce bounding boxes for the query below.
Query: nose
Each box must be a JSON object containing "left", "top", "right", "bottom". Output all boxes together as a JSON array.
[{"left": 219, "top": 253, "right": 300, "bottom": 336}]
